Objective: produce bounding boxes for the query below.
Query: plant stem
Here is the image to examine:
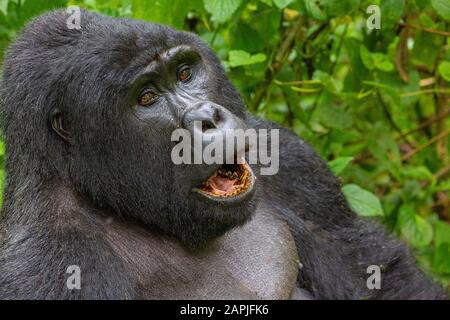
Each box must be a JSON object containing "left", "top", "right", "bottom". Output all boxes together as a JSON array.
[
  {"left": 401, "top": 128, "right": 450, "bottom": 161},
  {"left": 250, "top": 15, "right": 304, "bottom": 112}
]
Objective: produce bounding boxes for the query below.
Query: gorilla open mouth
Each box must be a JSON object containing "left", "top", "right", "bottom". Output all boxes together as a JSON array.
[{"left": 194, "top": 159, "right": 255, "bottom": 203}]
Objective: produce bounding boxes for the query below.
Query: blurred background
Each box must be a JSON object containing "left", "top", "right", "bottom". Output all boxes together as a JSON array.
[{"left": 0, "top": 0, "right": 449, "bottom": 289}]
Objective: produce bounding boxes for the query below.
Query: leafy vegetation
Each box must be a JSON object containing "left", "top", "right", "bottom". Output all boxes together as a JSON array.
[{"left": 0, "top": 0, "right": 449, "bottom": 289}]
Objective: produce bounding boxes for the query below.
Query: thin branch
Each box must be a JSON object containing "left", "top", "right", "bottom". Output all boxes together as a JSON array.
[
  {"left": 421, "top": 163, "right": 450, "bottom": 188},
  {"left": 376, "top": 91, "right": 415, "bottom": 149},
  {"left": 249, "top": 15, "right": 304, "bottom": 112},
  {"left": 401, "top": 128, "right": 450, "bottom": 161},
  {"left": 328, "top": 25, "right": 348, "bottom": 75},
  {"left": 354, "top": 109, "right": 450, "bottom": 165},
  {"left": 435, "top": 164, "right": 450, "bottom": 180},
  {"left": 396, "top": 108, "right": 450, "bottom": 141},
  {"left": 274, "top": 79, "right": 322, "bottom": 86},
  {"left": 395, "top": 26, "right": 409, "bottom": 83},
  {"left": 400, "top": 23, "right": 450, "bottom": 37},
  {"left": 402, "top": 88, "right": 450, "bottom": 97},
  {"left": 281, "top": 90, "right": 294, "bottom": 127}
]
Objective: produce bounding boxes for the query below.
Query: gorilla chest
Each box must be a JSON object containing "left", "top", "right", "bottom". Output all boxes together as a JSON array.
[{"left": 105, "top": 207, "right": 300, "bottom": 299}]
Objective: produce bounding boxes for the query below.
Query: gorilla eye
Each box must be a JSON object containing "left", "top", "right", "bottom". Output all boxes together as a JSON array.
[
  {"left": 138, "top": 89, "right": 158, "bottom": 106},
  {"left": 177, "top": 65, "right": 192, "bottom": 82}
]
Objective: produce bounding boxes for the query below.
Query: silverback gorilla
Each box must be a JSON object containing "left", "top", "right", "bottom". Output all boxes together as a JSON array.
[{"left": 0, "top": 9, "right": 447, "bottom": 300}]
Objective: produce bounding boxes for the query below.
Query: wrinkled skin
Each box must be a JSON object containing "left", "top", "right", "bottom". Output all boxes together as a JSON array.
[{"left": 0, "top": 10, "right": 447, "bottom": 299}]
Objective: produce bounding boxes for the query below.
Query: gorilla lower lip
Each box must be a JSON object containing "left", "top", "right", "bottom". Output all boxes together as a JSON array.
[{"left": 195, "top": 161, "right": 254, "bottom": 199}]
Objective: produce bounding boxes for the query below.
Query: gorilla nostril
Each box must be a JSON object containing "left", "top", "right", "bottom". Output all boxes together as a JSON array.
[
  {"left": 212, "top": 108, "right": 221, "bottom": 124},
  {"left": 202, "top": 120, "right": 215, "bottom": 132}
]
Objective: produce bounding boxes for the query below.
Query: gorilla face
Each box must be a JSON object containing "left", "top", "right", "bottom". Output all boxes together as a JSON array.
[
  {"left": 1, "top": 10, "right": 257, "bottom": 248},
  {"left": 128, "top": 44, "right": 256, "bottom": 206},
  {"left": 97, "top": 36, "right": 258, "bottom": 248}
]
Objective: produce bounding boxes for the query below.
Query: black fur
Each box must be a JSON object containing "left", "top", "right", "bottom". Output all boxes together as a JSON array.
[{"left": 0, "top": 9, "right": 447, "bottom": 299}]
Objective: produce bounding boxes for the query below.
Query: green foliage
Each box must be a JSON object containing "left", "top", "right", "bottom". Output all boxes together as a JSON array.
[
  {"left": 431, "top": 0, "right": 450, "bottom": 22},
  {"left": 228, "top": 50, "right": 266, "bottom": 67},
  {"left": 398, "top": 204, "right": 434, "bottom": 248},
  {"left": 204, "top": 0, "right": 242, "bottom": 23},
  {"left": 0, "top": 0, "right": 449, "bottom": 289},
  {"left": 439, "top": 61, "right": 450, "bottom": 82},
  {"left": 342, "top": 184, "right": 384, "bottom": 217},
  {"left": 328, "top": 156, "right": 353, "bottom": 176}
]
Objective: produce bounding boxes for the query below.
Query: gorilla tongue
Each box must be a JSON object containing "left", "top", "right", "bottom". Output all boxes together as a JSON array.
[
  {"left": 201, "top": 163, "right": 248, "bottom": 196},
  {"left": 207, "top": 173, "right": 238, "bottom": 195}
]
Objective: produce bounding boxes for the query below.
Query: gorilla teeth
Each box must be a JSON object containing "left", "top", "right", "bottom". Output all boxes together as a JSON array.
[
  {"left": 218, "top": 168, "right": 238, "bottom": 179},
  {"left": 198, "top": 163, "right": 251, "bottom": 198}
]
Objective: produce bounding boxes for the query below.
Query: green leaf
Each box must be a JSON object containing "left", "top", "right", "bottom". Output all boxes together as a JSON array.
[
  {"left": 359, "top": 45, "right": 374, "bottom": 70},
  {"left": 328, "top": 157, "right": 354, "bottom": 176},
  {"left": 312, "top": 70, "right": 336, "bottom": 92},
  {"left": 342, "top": 184, "right": 384, "bottom": 217},
  {"left": 228, "top": 50, "right": 266, "bottom": 67},
  {"left": 435, "top": 221, "right": 450, "bottom": 247},
  {"left": 431, "top": 0, "right": 450, "bottom": 21},
  {"left": 366, "top": 122, "right": 401, "bottom": 174},
  {"left": 381, "top": 0, "right": 405, "bottom": 28},
  {"left": 437, "top": 180, "right": 450, "bottom": 192},
  {"left": 133, "top": 0, "right": 203, "bottom": 28},
  {"left": 305, "top": 0, "right": 327, "bottom": 20},
  {"left": 326, "top": 0, "right": 360, "bottom": 17},
  {"left": 305, "top": 0, "right": 361, "bottom": 19},
  {"left": 204, "top": 0, "right": 242, "bottom": 23},
  {"left": 398, "top": 205, "right": 433, "bottom": 248},
  {"left": 402, "top": 166, "right": 433, "bottom": 181},
  {"left": 259, "top": 0, "right": 273, "bottom": 6},
  {"left": 432, "top": 244, "right": 450, "bottom": 274},
  {"left": 230, "top": 22, "right": 264, "bottom": 53},
  {"left": 438, "top": 61, "right": 450, "bottom": 82},
  {"left": 372, "top": 53, "right": 394, "bottom": 72},
  {"left": 406, "top": 216, "right": 433, "bottom": 248},
  {"left": 344, "top": 38, "right": 370, "bottom": 91},
  {"left": 359, "top": 45, "right": 393, "bottom": 72},
  {"left": 272, "top": 0, "right": 293, "bottom": 9},
  {"left": 0, "top": 0, "right": 8, "bottom": 15},
  {"left": 315, "top": 98, "right": 353, "bottom": 129}
]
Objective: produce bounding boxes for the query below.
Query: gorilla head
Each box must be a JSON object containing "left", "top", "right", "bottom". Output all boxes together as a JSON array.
[{"left": 0, "top": 10, "right": 257, "bottom": 248}]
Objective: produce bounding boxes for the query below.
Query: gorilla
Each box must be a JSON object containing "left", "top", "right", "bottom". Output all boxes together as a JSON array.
[{"left": 0, "top": 9, "right": 447, "bottom": 300}]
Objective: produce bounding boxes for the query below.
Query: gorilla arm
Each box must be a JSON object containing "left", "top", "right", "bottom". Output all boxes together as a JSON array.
[
  {"left": 0, "top": 185, "right": 136, "bottom": 299},
  {"left": 250, "top": 114, "right": 447, "bottom": 300}
]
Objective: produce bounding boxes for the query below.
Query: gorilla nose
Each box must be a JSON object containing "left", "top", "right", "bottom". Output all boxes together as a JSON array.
[
  {"left": 181, "top": 101, "right": 248, "bottom": 163},
  {"left": 182, "top": 101, "right": 244, "bottom": 132}
]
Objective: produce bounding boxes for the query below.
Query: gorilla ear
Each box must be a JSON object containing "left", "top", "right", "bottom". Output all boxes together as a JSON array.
[{"left": 50, "top": 108, "right": 73, "bottom": 145}]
